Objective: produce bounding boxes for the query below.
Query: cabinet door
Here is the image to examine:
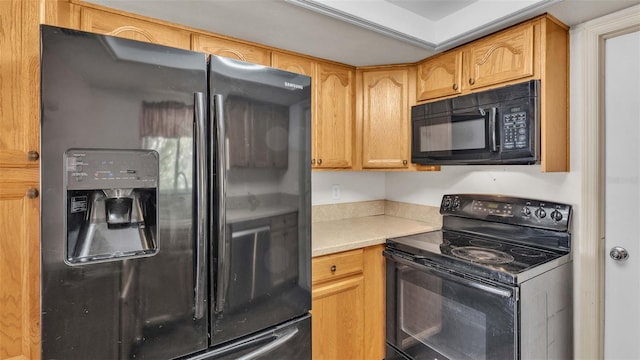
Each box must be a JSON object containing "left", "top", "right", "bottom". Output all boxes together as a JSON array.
[
  {"left": 0, "top": 169, "right": 40, "bottom": 359},
  {"left": 361, "top": 69, "right": 410, "bottom": 169},
  {"left": 314, "top": 62, "right": 354, "bottom": 169},
  {"left": 271, "top": 52, "right": 314, "bottom": 76},
  {"left": 79, "top": 7, "right": 191, "bottom": 49},
  {"left": 312, "top": 275, "right": 365, "bottom": 360},
  {"left": 192, "top": 34, "right": 270, "bottom": 66},
  {"left": 416, "top": 51, "right": 463, "bottom": 101},
  {"left": 0, "top": 1, "right": 41, "bottom": 357},
  {"left": 465, "top": 24, "right": 534, "bottom": 90}
]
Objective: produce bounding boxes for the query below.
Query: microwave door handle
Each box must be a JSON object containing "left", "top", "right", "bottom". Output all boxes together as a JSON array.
[
  {"left": 486, "top": 107, "right": 498, "bottom": 152},
  {"left": 194, "top": 92, "right": 207, "bottom": 320}
]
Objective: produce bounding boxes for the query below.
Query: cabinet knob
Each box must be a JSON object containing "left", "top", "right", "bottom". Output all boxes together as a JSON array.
[
  {"left": 469, "top": 78, "right": 475, "bottom": 85},
  {"left": 452, "top": 83, "right": 458, "bottom": 91},
  {"left": 27, "top": 150, "right": 39, "bottom": 161},
  {"left": 403, "top": 160, "right": 408, "bottom": 166},
  {"left": 311, "top": 158, "right": 316, "bottom": 165},
  {"left": 330, "top": 265, "right": 336, "bottom": 272},
  {"left": 317, "top": 159, "right": 323, "bottom": 165},
  {"left": 26, "top": 188, "right": 39, "bottom": 199}
]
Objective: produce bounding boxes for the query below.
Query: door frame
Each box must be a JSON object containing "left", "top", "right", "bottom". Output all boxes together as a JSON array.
[{"left": 574, "top": 4, "right": 640, "bottom": 358}]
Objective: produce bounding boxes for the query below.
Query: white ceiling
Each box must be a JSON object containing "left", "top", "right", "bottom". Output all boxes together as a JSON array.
[{"left": 84, "top": 0, "right": 640, "bottom": 66}]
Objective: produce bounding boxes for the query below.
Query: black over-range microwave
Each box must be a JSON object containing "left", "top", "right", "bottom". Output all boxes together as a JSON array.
[{"left": 411, "top": 80, "right": 540, "bottom": 165}]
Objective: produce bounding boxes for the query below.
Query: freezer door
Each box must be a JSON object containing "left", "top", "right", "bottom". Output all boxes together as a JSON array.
[
  {"left": 186, "top": 315, "right": 311, "bottom": 360},
  {"left": 209, "top": 55, "right": 312, "bottom": 346},
  {"left": 40, "top": 25, "right": 208, "bottom": 359}
]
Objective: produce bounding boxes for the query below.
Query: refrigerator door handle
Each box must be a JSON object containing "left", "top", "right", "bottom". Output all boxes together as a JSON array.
[
  {"left": 213, "top": 94, "right": 229, "bottom": 314},
  {"left": 194, "top": 92, "right": 207, "bottom": 320}
]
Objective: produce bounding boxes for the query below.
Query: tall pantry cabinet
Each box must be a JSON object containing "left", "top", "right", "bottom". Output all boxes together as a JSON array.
[{"left": 0, "top": 1, "right": 44, "bottom": 359}]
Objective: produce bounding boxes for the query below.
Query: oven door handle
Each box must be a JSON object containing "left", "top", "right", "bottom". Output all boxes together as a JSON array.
[{"left": 384, "top": 250, "right": 515, "bottom": 299}]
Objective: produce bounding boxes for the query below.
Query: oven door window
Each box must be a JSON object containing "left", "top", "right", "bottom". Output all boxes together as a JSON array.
[{"left": 387, "top": 260, "right": 517, "bottom": 360}]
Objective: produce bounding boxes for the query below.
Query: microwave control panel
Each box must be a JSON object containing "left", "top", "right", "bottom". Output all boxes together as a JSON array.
[{"left": 502, "top": 106, "right": 529, "bottom": 151}]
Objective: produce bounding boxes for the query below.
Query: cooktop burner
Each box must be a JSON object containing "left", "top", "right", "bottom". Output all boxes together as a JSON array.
[{"left": 451, "top": 246, "right": 515, "bottom": 264}]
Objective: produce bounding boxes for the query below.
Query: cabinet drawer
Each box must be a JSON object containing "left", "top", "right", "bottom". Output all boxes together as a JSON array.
[{"left": 312, "top": 249, "right": 363, "bottom": 284}]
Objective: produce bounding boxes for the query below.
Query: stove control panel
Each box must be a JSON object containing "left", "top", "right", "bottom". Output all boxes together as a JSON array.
[{"left": 441, "top": 194, "right": 572, "bottom": 231}]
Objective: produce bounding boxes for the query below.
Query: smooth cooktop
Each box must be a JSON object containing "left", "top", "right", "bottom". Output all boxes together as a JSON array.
[{"left": 386, "top": 230, "right": 570, "bottom": 285}]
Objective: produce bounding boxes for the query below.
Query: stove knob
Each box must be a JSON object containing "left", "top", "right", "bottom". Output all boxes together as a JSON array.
[
  {"left": 535, "top": 208, "right": 547, "bottom": 219},
  {"left": 550, "top": 210, "right": 563, "bottom": 222},
  {"left": 453, "top": 198, "right": 461, "bottom": 209},
  {"left": 443, "top": 197, "right": 452, "bottom": 209},
  {"left": 521, "top": 207, "right": 531, "bottom": 217}
]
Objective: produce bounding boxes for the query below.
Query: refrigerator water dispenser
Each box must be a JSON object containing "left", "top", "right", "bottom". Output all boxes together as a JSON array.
[{"left": 65, "top": 149, "right": 159, "bottom": 264}]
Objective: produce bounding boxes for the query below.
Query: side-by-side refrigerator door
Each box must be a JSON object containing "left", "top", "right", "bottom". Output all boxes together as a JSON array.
[
  {"left": 40, "top": 25, "right": 208, "bottom": 359},
  {"left": 208, "top": 55, "right": 312, "bottom": 347}
]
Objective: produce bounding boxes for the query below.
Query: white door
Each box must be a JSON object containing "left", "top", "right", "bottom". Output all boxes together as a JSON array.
[{"left": 604, "top": 30, "right": 640, "bottom": 359}]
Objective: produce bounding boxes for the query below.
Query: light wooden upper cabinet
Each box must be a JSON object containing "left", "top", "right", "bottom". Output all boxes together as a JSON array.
[
  {"left": 464, "top": 24, "right": 534, "bottom": 90},
  {"left": 271, "top": 52, "right": 314, "bottom": 76},
  {"left": 416, "top": 51, "right": 463, "bottom": 101},
  {"left": 313, "top": 61, "right": 354, "bottom": 169},
  {"left": 414, "top": 15, "right": 569, "bottom": 172},
  {"left": 416, "top": 20, "right": 535, "bottom": 102},
  {"left": 79, "top": 8, "right": 191, "bottom": 49},
  {"left": 360, "top": 68, "right": 410, "bottom": 169},
  {"left": 192, "top": 34, "right": 270, "bottom": 66}
]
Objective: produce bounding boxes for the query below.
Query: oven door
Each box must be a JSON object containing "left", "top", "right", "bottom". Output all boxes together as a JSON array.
[
  {"left": 411, "top": 107, "right": 499, "bottom": 164},
  {"left": 384, "top": 251, "right": 518, "bottom": 360}
]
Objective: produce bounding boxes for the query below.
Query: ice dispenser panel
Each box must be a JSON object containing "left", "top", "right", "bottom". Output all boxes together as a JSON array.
[{"left": 65, "top": 149, "right": 159, "bottom": 264}]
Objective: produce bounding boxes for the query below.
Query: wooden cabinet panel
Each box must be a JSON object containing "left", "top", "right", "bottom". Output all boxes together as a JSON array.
[
  {"left": 192, "top": 34, "right": 270, "bottom": 66},
  {"left": 465, "top": 24, "right": 534, "bottom": 90},
  {"left": 0, "top": 168, "right": 40, "bottom": 360},
  {"left": 312, "top": 275, "right": 365, "bottom": 360},
  {"left": 271, "top": 52, "right": 314, "bottom": 76},
  {"left": 0, "top": 1, "right": 41, "bottom": 358},
  {"left": 312, "top": 249, "right": 363, "bottom": 284},
  {"left": 363, "top": 244, "right": 385, "bottom": 360},
  {"left": 314, "top": 62, "right": 354, "bottom": 169},
  {"left": 361, "top": 68, "right": 410, "bottom": 169},
  {"left": 416, "top": 51, "right": 463, "bottom": 101},
  {"left": 311, "top": 246, "right": 385, "bottom": 360},
  {"left": 79, "top": 7, "right": 191, "bottom": 49},
  {"left": 0, "top": 1, "right": 40, "bottom": 167}
]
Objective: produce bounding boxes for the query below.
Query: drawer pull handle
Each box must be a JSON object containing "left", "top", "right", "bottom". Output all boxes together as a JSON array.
[{"left": 330, "top": 265, "right": 336, "bottom": 272}]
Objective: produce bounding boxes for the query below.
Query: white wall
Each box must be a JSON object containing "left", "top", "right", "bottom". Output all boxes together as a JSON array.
[{"left": 312, "top": 171, "right": 386, "bottom": 205}]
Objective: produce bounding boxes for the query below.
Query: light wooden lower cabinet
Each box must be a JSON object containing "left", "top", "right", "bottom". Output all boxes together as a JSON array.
[{"left": 311, "top": 245, "right": 385, "bottom": 360}]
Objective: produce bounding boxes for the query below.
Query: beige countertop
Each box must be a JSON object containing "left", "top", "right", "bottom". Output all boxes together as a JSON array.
[{"left": 312, "top": 215, "right": 440, "bottom": 257}]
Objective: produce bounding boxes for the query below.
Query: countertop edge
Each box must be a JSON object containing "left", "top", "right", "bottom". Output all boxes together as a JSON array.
[{"left": 311, "top": 215, "right": 440, "bottom": 258}]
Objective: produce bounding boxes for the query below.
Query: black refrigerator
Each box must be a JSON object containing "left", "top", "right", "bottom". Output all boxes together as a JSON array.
[{"left": 40, "top": 25, "right": 311, "bottom": 359}]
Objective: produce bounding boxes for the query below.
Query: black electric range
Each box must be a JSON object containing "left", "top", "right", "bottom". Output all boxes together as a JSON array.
[{"left": 386, "top": 194, "right": 572, "bottom": 285}]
